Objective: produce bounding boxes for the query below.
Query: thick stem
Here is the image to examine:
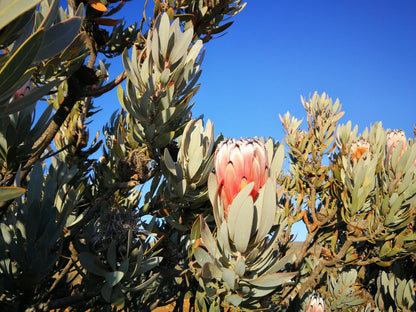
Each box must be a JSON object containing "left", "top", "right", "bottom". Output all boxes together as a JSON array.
[{"left": 19, "top": 76, "right": 82, "bottom": 182}]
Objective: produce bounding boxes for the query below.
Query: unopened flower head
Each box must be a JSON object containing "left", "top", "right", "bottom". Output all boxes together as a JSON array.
[
  {"left": 214, "top": 138, "right": 268, "bottom": 218},
  {"left": 386, "top": 129, "right": 407, "bottom": 161},
  {"left": 305, "top": 291, "right": 326, "bottom": 312},
  {"left": 350, "top": 139, "right": 371, "bottom": 163},
  {"left": 13, "top": 80, "right": 33, "bottom": 100}
]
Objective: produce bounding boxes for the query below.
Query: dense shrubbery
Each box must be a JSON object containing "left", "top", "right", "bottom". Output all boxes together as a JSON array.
[{"left": 0, "top": 1, "right": 415, "bottom": 311}]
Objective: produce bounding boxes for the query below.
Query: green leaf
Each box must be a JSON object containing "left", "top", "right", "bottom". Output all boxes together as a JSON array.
[
  {"left": 163, "top": 148, "right": 177, "bottom": 176},
  {"left": 195, "top": 247, "right": 213, "bottom": 266},
  {"left": 136, "top": 257, "right": 162, "bottom": 275},
  {"left": 0, "top": 79, "right": 62, "bottom": 116},
  {"left": 101, "top": 283, "right": 112, "bottom": 302},
  {"left": 234, "top": 195, "right": 254, "bottom": 253},
  {"left": 0, "top": 223, "right": 11, "bottom": 244},
  {"left": 79, "top": 252, "right": 108, "bottom": 277},
  {"left": 270, "top": 144, "right": 284, "bottom": 180},
  {"left": 200, "top": 217, "right": 217, "bottom": 256},
  {"left": 170, "top": 27, "right": 193, "bottom": 64},
  {"left": 35, "top": 17, "right": 83, "bottom": 61},
  {"left": 227, "top": 182, "right": 254, "bottom": 245},
  {"left": 0, "top": 186, "right": 26, "bottom": 201},
  {"left": 226, "top": 294, "right": 243, "bottom": 307},
  {"left": 38, "top": 0, "right": 60, "bottom": 29},
  {"left": 0, "top": 0, "right": 41, "bottom": 30},
  {"left": 165, "top": 214, "right": 188, "bottom": 231},
  {"left": 154, "top": 131, "right": 175, "bottom": 148},
  {"left": 222, "top": 269, "right": 236, "bottom": 290},
  {"left": 247, "top": 272, "right": 297, "bottom": 288},
  {"left": 157, "top": 14, "right": 170, "bottom": 59},
  {"left": 0, "top": 28, "right": 44, "bottom": 96},
  {"left": 254, "top": 178, "right": 276, "bottom": 244},
  {"left": 201, "top": 262, "right": 222, "bottom": 280},
  {"left": 105, "top": 271, "right": 124, "bottom": 287},
  {"left": 234, "top": 257, "right": 245, "bottom": 277},
  {"left": 60, "top": 32, "right": 88, "bottom": 60},
  {"left": 155, "top": 107, "right": 176, "bottom": 126},
  {"left": 0, "top": 7, "right": 35, "bottom": 48},
  {"left": 264, "top": 251, "right": 297, "bottom": 275},
  {"left": 107, "top": 241, "right": 117, "bottom": 271},
  {"left": 122, "top": 272, "right": 160, "bottom": 292},
  {"left": 122, "top": 48, "right": 140, "bottom": 88}
]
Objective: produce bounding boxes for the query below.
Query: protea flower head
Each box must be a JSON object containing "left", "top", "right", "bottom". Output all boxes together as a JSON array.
[
  {"left": 386, "top": 129, "right": 407, "bottom": 161},
  {"left": 214, "top": 138, "right": 268, "bottom": 218},
  {"left": 305, "top": 291, "right": 326, "bottom": 312},
  {"left": 13, "top": 79, "right": 33, "bottom": 100},
  {"left": 350, "top": 138, "right": 371, "bottom": 163}
]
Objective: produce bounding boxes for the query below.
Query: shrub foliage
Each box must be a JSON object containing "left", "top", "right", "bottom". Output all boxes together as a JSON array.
[{"left": 0, "top": 1, "right": 415, "bottom": 311}]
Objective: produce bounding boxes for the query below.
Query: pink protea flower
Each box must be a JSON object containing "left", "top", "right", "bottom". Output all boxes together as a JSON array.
[
  {"left": 386, "top": 129, "right": 407, "bottom": 161},
  {"left": 305, "top": 291, "right": 326, "bottom": 312},
  {"left": 13, "top": 80, "right": 33, "bottom": 100},
  {"left": 214, "top": 138, "right": 268, "bottom": 218}
]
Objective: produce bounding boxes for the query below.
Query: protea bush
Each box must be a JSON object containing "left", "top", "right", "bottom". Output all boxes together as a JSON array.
[{"left": 0, "top": 1, "right": 415, "bottom": 312}]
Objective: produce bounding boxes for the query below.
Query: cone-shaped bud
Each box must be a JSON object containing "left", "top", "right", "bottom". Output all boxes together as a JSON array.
[
  {"left": 214, "top": 138, "right": 268, "bottom": 218},
  {"left": 386, "top": 129, "right": 407, "bottom": 161},
  {"left": 13, "top": 80, "right": 33, "bottom": 100},
  {"left": 178, "top": 119, "right": 215, "bottom": 185},
  {"left": 305, "top": 291, "right": 326, "bottom": 312},
  {"left": 350, "top": 139, "right": 371, "bottom": 163}
]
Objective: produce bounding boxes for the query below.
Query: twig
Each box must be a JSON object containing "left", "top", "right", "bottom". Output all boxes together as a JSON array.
[
  {"left": 43, "top": 288, "right": 101, "bottom": 311},
  {"left": 85, "top": 71, "right": 127, "bottom": 97}
]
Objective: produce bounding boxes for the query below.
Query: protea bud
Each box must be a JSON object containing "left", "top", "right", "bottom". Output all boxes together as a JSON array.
[
  {"left": 349, "top": 139, "right": 371, "bottom": 163},
  {"left": 386, "top": 129, "right": 407, "bottom": 161},
  {"left": 214, "top": 138, "right": 268, "bottom": 218},
  {"left": 13, "top": 79, "right": 33, "bottom": 100},
  {"left": 305, "top": 291, "right": 326, "bottom": 312},
  {"left": 177, "top": 119, "right": 215, "bottom": 186}
]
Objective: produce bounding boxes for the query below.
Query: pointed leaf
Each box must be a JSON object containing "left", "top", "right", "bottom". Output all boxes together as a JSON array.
[
  {"left": 270, "top": 144, "right": 284, "bottom": 180},
  {"left": 0, "top": 0, "right": 41, "bottom": 30},
  {"left": 122, "top": 272, "right": 160, "bottom": 292},
  {"left": 0, "top": 79, "right": 62, "bottom": 116},
  {"left": 0, "top": 186, "right": 26, "bottom": 202},
  {"left": 254, "top": 178, "right": 276, "bottom": 244},
  {"left": 247, "top": 272, "right": 297, "bottom": 288},
  {"left": 105, "top": 271, "right": 124, "bottom": 287},
  {"left": 107, "top": 241, "right": 117, "bottom": 271},
  {"left": 200, "top": 217, "right": 217, "bottom": 256},
  {"left": 35, "top": 17, "right": 83, "bottom": 61},
  {"left": 0, "top": 28, "right": 44, "bottom": 96},
  {"left": 79, "top": 252, "right": 108, "bottom": 277},
  {"left": 227, "top": 182, "right": 254, "bottom": 240},
  {"left": 170, "top": 27, "right": 193, "bottom": 64},
  {"left": 38, "top": 0, "right": 60, "bottom": 29}
]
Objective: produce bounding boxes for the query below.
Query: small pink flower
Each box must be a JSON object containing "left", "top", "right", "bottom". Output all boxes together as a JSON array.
[
  {"left": 13, "top": 80, "right": 33, "bottom": 100},
  {"left": 214, "top": 138, "right": 268, "bottom": 218},
  {"left": 305, "top": 291, "right": 326, "bottom": 312},
  {"left": 386, "top": 129, "right": 407, "bottom": 162}
]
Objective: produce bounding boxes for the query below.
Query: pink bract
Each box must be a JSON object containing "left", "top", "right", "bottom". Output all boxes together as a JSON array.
[{"left": 214, "top": 138, "right": 268, "bottom": 218}]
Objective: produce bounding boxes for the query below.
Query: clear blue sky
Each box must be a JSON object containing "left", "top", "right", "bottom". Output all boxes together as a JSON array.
[
  {"left": 94, "top": 1, "right": 416, "bottom": 239},
  {"left": 97, "top": 0, "right": 415, "bottom": 141}
]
